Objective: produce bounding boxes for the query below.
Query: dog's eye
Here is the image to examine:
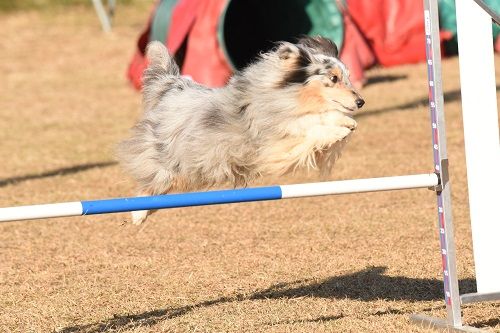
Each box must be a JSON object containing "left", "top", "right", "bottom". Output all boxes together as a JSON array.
[{"left": 330, "top": 75, "right": 339, "bottom": 83}]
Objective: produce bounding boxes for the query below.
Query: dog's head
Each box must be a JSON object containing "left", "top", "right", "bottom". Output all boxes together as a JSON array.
[{"left": 276, "top": 36, "right": 364, "bottom": 114}]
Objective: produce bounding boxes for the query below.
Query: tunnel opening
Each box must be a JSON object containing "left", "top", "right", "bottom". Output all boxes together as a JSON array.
[{"left": 219, "top": 0, "right": 343, "bottom": 70}]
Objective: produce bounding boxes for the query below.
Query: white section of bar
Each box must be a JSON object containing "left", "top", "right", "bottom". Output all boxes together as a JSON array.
[
  {"left": 0, "top": 202, "right": 83, "bottom": 223},
  {"left": 456, "top": 0, "right": 500, "bottom": 294},
  {"left": 281, "top": 174, "right": 438, "bottom": 199}
]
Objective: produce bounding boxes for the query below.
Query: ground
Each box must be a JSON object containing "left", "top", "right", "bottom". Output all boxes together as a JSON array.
[{"left": 0, "top": 4, "right": 499, "bottom": 333}]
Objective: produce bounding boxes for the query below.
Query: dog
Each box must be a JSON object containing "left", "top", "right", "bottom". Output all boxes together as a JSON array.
[{"left": 117, "top": 36, "right": 364, "bottom": 224}]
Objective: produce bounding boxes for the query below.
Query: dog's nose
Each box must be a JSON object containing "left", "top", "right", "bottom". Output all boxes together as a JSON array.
[{"left": 355, "top": 98, "right": 365, "bottom": 109}]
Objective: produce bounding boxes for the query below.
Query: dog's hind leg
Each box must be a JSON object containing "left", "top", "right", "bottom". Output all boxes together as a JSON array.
[
  {"left": 130, "top": 181, "right": 174, "bottom": 225},
  {"left": 130, "top": 187, "right": 165, "bottom": 225},
  {"left": 131, "top": 191, "right": 153, "bottom": 225},
  {"left": 131, "top": 210, "right": 149, "bottom": 225}
]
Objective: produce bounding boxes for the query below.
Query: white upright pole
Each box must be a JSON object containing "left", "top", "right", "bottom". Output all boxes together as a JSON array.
[
  {"left": 456, "top": 0, "right": 500, "bottom": 294},
  {"left": 92, "top": 0, "right": 112, "bottom": 33}
]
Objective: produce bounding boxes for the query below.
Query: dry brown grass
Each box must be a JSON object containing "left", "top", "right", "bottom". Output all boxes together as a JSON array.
[{"left": 1, "top": 5, "right": 499, "bottom": 333}]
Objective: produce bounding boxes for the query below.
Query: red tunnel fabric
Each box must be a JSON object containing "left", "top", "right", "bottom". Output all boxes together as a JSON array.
[
  {"left": 127, "top": 0, "right": 231, "bottom": 88},
  {"left": 337, "top": 1, "right": 376, "bottom": 87},
  {"left": 166, "top": 0, "right": 200, "bottom": 53},
  {"left": 171, "top": 0, "right": 231, "bottom": 86},
  {"left": 346, "top": 0, "right": 426, "bottom": 67},
  {"left": 126, "top": 2, "right": 157, "bottom": 90}
]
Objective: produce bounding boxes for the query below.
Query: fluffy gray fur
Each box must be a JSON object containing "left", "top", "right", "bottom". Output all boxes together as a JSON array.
[{"left": 117, "top": 37, "right": 363, "bottom": 224}]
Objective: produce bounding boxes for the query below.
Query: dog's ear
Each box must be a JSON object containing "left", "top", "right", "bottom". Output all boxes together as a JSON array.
[
  {"left": 297, "top": 35, "right": 338, "bottom": 58},
  {"left": 277, "top": 42, "right": 301, "bottom": 60}
]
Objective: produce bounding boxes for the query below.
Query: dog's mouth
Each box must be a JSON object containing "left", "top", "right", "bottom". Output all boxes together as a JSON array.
[{"left": 332, "top": 101, "right": 356, "bottom": 113}]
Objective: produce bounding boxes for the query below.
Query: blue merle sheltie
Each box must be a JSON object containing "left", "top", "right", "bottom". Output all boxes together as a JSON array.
[{"left": 117, "top": 36, "right": 365, "bottom": 224}]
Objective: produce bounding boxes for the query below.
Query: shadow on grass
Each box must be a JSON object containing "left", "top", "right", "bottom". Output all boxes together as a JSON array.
[
  {"left": 0, "top": 161, "right": 117, "bottom": 188},
  {"left": 365, "top": 74, "right": 408, "bottom": 86},
  {"left": 265, "top": 314, "right": 344, "bottom": 327},
  {"left": 56, "top": 266, "right": 476, "bottom": 333},
  {"left": 358, "top": 88, "right": 461, "bottom": 119},
  {"left": 471, "top": 317, "right": 500, "bottom": 329}
]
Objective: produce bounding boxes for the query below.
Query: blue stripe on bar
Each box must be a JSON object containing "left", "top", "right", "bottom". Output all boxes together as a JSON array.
[{"left": 81, "top": 186, "right": 283, "bottom": 215}]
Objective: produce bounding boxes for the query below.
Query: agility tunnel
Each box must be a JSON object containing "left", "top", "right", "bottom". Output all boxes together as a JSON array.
[
  {"left": 127, "top": 0, "right": 500, "bottom": 89},
  {"left": 128, "top": 0, "right": 344, "bottom": 88}
]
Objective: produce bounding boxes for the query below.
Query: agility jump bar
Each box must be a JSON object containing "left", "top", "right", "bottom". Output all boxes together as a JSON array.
[{"left": 0, "top": 173, "right": 438, "bottom": 223}]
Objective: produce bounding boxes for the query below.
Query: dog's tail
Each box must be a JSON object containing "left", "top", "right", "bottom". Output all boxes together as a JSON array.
[{"left": 142, "top": 41, "right": 180, "bottom": 110}]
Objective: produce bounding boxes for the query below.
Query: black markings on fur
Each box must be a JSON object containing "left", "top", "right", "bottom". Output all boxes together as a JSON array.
[
  {"left": 297, "top": 35, "right": 339, "bottom": 58},
  {"left": 155, "top": 142, "right": 166, "bottom": 153},
  {"left": 279, "top": 47, "right": 312, "bottom": 87},
  {"left": 143, "top": 119, "right": 166, "bottom": 153},
  {"left": 157, "top": 85, "right": 170, "bottom": 100},
  {"left": 297, "top": 47, "right": 312, "bottom": 69},
  {"left": 157, "top": 84, "right": 173, "bottom": 100},
  {"left": 158, "top": 80, "right": 185, "bottom": 99},
  {"left": 232, "top": 76, "right": 250, "bottom": 93},
  {"left": 238, "top": 103, "right": 250, "bottom": 114},
  {"left": 202, "top": 107, "right": 225, "bottom": 127},
  {"left": 171, "top": 81, "right": 185, "bottom": 92}
]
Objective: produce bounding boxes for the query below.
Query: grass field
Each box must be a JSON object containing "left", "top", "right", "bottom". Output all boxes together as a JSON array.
[{"left": 1, "top": 4, "right": 499, "bottom": 333}]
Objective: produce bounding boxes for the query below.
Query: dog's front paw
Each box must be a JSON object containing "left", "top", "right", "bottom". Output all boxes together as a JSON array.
[
  {"left": 333, "top": 126, "right": 354, "bottom": 142},
  {"left": 131, "top": 210, "right": 149, "bottom": 225},
  {"left": 339, "top": 116, "right": 357, "bottom": 130}
]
